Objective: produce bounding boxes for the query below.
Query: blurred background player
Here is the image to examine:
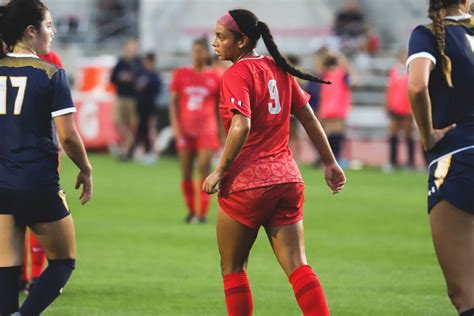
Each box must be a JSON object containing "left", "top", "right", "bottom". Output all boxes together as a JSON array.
[
  {"left": 0, "top": 0, "right": 93, "bottom": 315},
  {"left": 407, "top": 0, "right": 473, "bottom": 314},
  {"left": 19, "top": 49, "right": 65, "bottom": 294},
  {"left": 204, "top": 9, "right": 345, "bottom": 316},
  {"left": 110, "top": 37, "right": 141, "bottom": 161},
  {"left": 169, "top": 37, "right": 221, "bottom": 223},
  {"left": 384, "top": 49, "right": 415, "bottom": 171},
  {"left": 131, "top": 52, "right": 161, "bottom": 164},
  {"left": 318, "top": 52, "right": 352, "bottom": 166}
]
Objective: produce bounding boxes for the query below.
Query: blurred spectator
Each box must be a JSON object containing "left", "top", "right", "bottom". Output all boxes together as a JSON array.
[
  {"left": 110, "top": 38, "right": 142, "bottom": 160},
  {"left": 334, "top": 0, "right": 365, "bottom": 38},
  {"left": 132, "top": 52, "right": 162, "bottom": 164},
  {"left": 332, "top": 0, "right": 380, "bottom": 62},
  {"left": 305, "top": 47, "right": 330, "bottom": 114},
  {"left": 384, "top": 49, "right": 415, "bottom": 171},
  {"left": 319, "top": 52, "right": 352, "bottom": 166}
]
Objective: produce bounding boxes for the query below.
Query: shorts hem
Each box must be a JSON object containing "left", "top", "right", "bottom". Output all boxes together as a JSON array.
[{"left": 218, "top": 200, "right": 259, "bottom": 230}]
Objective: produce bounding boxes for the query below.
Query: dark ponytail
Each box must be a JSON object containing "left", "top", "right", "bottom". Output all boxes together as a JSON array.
[
  {"left": 257, "top": 21, "right": 330, "bottom": 84},
  {"left": 428, "top": 0, "right": 457, "bottom": 87},
  {"left": 0, "top": 6, "right": 7, "bottom": 58},
  {"left": 0, "top": 0, "right": 48, "bottom": 59},
  {"left": 229, "top": 9, "right": 330, "bottom": 84}
]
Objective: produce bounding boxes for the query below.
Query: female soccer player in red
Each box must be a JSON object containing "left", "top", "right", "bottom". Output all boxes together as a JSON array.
[
  {"left": 203, "top": 9, "right": 346, "bottom": 315},
  {"left": 170, "top": 38, "right": 221, "bottom": 223},
  {"left": 407, "top": 0, "right": 473, "bottom": 314}
]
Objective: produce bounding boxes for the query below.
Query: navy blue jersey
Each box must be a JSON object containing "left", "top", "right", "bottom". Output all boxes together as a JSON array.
[
  {"left": 0, "top": 53, "right": 75, "bottom": 191},
  {"left": 407, "top": 15, "right": 474, "bottom": 165}
]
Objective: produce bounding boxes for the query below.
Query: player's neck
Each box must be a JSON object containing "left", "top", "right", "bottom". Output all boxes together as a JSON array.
[
  {"left": 444, "top": 6, "right": 467, "bottom": 17},
  {"left": 12, "top": 43, "right": 37, "bottom": 56},
  {"left": 193, "top": 64, "right": 206, "bottom": 73},
  {"left": 233, "top": 49, "right": 257, "bottom": 63}
]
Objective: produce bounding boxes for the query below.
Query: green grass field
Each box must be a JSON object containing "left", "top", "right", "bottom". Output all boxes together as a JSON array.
[{"left": 33, "top": 154, "right": 454, "bottom": 315}]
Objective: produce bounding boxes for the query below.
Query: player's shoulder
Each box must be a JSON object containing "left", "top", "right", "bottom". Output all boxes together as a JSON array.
[{"left": 0, "top": 55, "right": 61, "bottom": 79}]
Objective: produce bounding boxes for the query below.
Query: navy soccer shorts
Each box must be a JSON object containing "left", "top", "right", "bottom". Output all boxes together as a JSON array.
[
  {"left": 428, "top": 148, "right": 474, "bottom": 214},
  {"left": 0, "top": 188, "right": 71, "bottom": 226}
]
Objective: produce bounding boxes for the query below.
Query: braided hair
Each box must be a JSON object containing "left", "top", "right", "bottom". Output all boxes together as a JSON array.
[
  {"left": 427, "top": 0, "right": 463, "bottom": 87},
  {"left": 228, "top": 9, "right": 330, "bottom": 84},
  {"left": 0, "top": 0, "right": 48, "bottom": 58}
]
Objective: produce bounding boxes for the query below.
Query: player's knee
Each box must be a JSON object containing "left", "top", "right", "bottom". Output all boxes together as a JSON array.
[
  {"left": 220, "top": 260, "right": 247, "bottom": 275},
  {"left": 49, "top": 258, "right": 76, "bottom": 270}
]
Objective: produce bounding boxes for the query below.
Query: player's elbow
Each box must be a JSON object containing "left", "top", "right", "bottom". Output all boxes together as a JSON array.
[
  {"left": 408, "top": 81, "right": 428, "bottom": 97},
  {"left": 60, "top": 133, "right": 80, "bottom": 148}
]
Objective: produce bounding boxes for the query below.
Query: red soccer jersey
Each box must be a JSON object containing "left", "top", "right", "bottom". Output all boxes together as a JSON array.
[
  {"left": 218, "top": 55, "right": 310, "bottom": 195},
  {"left": 170, "top": 67, "right": 220, "bottom": 135},
  {"left": 387, "top": 63, "right": 411, "bottom": 116}
]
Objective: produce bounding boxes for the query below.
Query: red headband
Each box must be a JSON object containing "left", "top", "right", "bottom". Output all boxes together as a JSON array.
[{"left": 217, "top": 12, "right": 242, "bottom": 34}]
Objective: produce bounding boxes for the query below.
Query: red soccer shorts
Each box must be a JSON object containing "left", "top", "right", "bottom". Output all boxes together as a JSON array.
[
  {"left": 177, "top": 131, "right": 219, "bottom": 152},
  {"left": 218, "top": 182, "right": 305, "bottom": 229}
]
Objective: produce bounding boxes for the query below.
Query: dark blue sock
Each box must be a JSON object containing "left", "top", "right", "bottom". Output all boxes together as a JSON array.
[
  {"left": 460, "top": 308, "right": 474, "bottom": 316},
  {"left": 0, "top": 266, "right": 22, "bottom": 315},
  {"left": 389, "top": 135, "right": 398, "bottom": 166},
  {"left": 19, "top": 259, "right": 75, "bottom": 316}
]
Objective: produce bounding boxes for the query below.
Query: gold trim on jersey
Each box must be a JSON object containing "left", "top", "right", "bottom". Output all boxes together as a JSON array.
[
  {"left": 58, "top": 190, "right": 70, "bottom": 212},
  {"left": 0, "top": 56, "right": 59, "bottom": 79},
  {"left": 425, "top": 16, "right": 474, "bottom": 33},
  {"left": 434, "top": 154, "right": 452, "bottom": 189}
]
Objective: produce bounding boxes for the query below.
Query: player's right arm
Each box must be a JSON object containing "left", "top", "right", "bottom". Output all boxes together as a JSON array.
[
  {"left": 295, "top": 104, "right": 345, "bottom": 194},
  {"left": 169, "top": 91, "right": 182, "bottom": 142},
  {"left": 54, "top": 114, "right": 92, "bottom": 205}
]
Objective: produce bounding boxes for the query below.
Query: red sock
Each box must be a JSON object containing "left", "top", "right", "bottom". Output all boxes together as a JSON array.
[
  {"left": 30, "top": 233, "right": 46, "bottom": 279},
  {"left": 181, "top": 180, "right": 195, "bottom": 215},
  {"left": 289, "top": 265, "right": 330, "bottom": 316},
  {"left": 223, "top": 272, "right": 253, "bottom": 316},
  {"left": 200, "top": 179, "right": 211, "bottom": 217}
]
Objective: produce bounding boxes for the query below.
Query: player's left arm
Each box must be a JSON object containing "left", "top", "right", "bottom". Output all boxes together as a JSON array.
[
  {"left": 203, "top": 113, "right": 250, "bottom": 194},
  {"left": 407, "top": 58, "right": 456, "bottom": 150}
]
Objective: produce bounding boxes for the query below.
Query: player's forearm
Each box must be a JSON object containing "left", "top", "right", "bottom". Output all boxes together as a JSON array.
[
  {"left": 408, "top": 86, "right": 433, "bottom": 144},
  {"left": 168, "top": 100, "right": 181, "bottom": 138},
  {"left": 295, "top": 105, "right": 337, "bottom": 166},
  {"left": 215, "top": 115, "right": 250, "bottom": 174},
  {"left": 60, "top": 133, "right": 92, "bottom": 174}
]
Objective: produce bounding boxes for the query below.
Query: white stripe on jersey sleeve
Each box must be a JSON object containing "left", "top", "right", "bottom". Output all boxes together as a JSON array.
[
  {"left": 51, "top": 107, "right": 76, "bottom": 117},
  {"left": 406, "top": 52, "right": 436, "bottom": 70}
]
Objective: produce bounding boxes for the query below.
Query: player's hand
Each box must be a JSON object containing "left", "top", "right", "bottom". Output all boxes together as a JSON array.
[
  {"left": 202, "top": 169, "right": 223, "bottom": 194},
  {"left": 323, "top": 162, "right": 346, "bottom": 194},
  {"left": 75, "top": 170, "right": 93, "bottom": 205},
  {"left": 423, "top": 124, "right": 456, "bottom": 150}
]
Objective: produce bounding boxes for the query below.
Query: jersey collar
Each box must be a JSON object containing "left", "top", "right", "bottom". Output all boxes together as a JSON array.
[
  {"left": 237, "top": 55, "right": 264, "bottom": 63},
  {"left": 445, "top": 13, "right": 472, "bottom": 21},
  {"left": 6, "top": 53, "right": 39, "bottom": 58}
]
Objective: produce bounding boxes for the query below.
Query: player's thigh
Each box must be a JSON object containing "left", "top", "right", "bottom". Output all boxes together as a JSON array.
[
  {"left": 0, "top": 214, "right": 25, "bottom": 266},
  {"left": 401, "top": 116, "right": 413, "bottom": 137},
  {"left": 29, "top": 215, "right": 76, "bottom": 260},
  {"left": 388, "top": 116, "right": 398, "bottom": 135},
  {"left": 178, "top": 149, "right": 195, "bottom": 180},
  {"left": 430, "top": 201, "right": 474, "bottom": 300},
  {"left": 197, "top": 148, "right": 214, "bottom": 175},
  {"left": 265, "top": 220, "right": 307, "bottom": 277},
  {"left": 216, "top": 207, "right": 259, "bottom": 274}
]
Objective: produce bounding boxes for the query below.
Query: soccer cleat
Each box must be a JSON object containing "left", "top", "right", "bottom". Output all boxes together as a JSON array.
[
  {"left": 198, "top": 216, "right": 208, "bottom": 224},
  {"left": 184, "top": 214, "right": 197, "bottom": 224}
]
